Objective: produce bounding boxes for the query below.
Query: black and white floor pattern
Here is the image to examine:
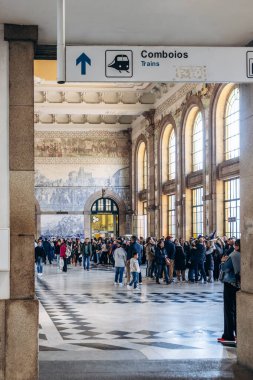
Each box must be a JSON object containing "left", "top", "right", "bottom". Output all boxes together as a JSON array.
[{"left": 36, "top": 265, "right": 236, "bottom": 361}]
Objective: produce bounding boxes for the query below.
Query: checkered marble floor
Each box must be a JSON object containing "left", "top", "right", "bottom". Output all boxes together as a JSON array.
[{"left": 37, "top": 264, "right": 236, "bottom": 361}]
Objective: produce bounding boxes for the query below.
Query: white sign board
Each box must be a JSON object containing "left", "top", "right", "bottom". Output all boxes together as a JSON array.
[{"left": 66, "top": 46, "right": 253, "bottom": 83}]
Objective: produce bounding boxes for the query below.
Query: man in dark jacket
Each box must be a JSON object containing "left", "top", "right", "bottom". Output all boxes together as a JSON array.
[
  {"left": 81, "top": 238, "right": 92, "bottom": 271},
  {"left": 195, "top": 238, "right": 207, "bottom": 283},
  {"left": 43, "top": 238, "right": 53, "bottom": 264},
  {"left": 164, "top": 236, "right": 175, "bottom": 282}
]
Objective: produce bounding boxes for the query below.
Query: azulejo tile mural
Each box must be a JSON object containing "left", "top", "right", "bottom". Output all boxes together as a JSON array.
[{"left": 35, "top": 130, "right": 131, "bottom": 234}]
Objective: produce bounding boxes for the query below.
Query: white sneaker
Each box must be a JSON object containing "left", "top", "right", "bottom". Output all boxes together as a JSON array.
[
  {"left": 127, "top": 285, "right": 132, "bottom": 290},
  {"left": 134, "top": 287, "right": 141, "bottom": 291},
  {"left": 114, "top": 282, "right": 118, "bottom": 285},
  {"left": 119, "top": 283, "right": 123, "bottom": 287}
]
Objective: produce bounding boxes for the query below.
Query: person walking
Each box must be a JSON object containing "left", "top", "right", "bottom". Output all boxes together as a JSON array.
[
  {"left": 114, "top": 240, "right": 127, "bottom": 286},
  {"left": 218, "top": 239, "right": 241, "bottom": 345}
]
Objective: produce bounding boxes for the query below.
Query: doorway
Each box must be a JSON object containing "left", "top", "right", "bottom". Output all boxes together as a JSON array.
[{"left": 90, "top": 197, "right": 119, "bottom": 238}]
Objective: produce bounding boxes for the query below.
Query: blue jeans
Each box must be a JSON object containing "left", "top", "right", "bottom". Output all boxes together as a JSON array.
[
  {"left": 115, "top": 267, "right": 125, "bottom": 283},
  {"left": 36, "top": 256, "right": 43, "bottom": 274},
  {"left": 83, "top": 255, "right": 90, "bottom": 270},
  {"left": 129, "top": 272, "right": 139, "bottom": 288},
  {"left": 156, "top": 264, "right": 169, "bottom": 284}
]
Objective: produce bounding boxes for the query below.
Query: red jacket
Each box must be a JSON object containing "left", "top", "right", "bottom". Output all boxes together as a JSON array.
[{"left": 60, "top": 243, "right": 67, "bottom": 258}]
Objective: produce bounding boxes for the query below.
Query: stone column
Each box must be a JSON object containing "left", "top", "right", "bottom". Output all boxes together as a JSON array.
[
  {"left": 0, "top": 24, "right": 39, "bottom": 380},
  {"left": 237, "top": 83, "right": 253, "bottom": 371},
  {"left": 143, "top": 110, "right": 157, "bottom": 237}
]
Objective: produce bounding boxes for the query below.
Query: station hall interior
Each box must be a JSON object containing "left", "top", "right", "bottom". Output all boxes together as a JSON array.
[{"left": 1, "top": 1, "right": 253, "bottom": 380}]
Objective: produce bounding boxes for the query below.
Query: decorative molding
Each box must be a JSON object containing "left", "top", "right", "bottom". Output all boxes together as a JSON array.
[
  {"left": 162, "top": 179, "right": 176, "bottom": 195},
  {"left": 143, "top": 109, "right": 156, "bottom": 125},
  {"left": 186, "top": 170, "right": 204, "bottom": 188},
  {"left": 217, "top": 157, "right": 240, "bottom": 180},
  {"left": 138, "top": 189, "right": 148, "bottom": 202}
]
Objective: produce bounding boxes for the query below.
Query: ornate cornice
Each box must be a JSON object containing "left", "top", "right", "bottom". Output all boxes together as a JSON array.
[{"left": 143, "top": 109, "right": 156, "bottom": 125}]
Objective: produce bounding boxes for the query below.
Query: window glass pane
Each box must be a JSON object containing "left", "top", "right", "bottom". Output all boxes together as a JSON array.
[
  {"left": 192, "top": 187, "right": 203, "bottom": 238},
  {"left": 224, "top": 178, "right": 240, "bottom": 238},
  {"left": 168, "top": 129, "right": 176, "bottom": 180},
  {"left": 167, "top": 194, "right": 176, "bottom": 236},
  {"left": 192, "top": 112, "right": 203, "bottom": 172},
  {"left": 98, "top": 199, "right": 103, "bottom": 211},
  {"left": 225, "top": 88, "right": 240, "bottom": 160},
  {"left": 143, "top": 148, "right": 148, "bottom": 189},
  {"left": 143, "top": 201, "right": 147, "bottom": 215}
]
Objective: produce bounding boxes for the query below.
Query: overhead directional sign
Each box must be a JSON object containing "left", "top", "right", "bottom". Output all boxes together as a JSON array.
[
  {"left": 76, "top": 52, "right": 91, "bottom": 75},
  {"left": 66, "top": 46, "right": 253, "bottom": 83}
]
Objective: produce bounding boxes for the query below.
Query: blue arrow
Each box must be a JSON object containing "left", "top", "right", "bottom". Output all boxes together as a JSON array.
[{"left": 76, "top": 53, "right": 91, "bottom": 75}]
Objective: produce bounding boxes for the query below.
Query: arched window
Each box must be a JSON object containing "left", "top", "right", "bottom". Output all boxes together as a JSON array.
[
  {"left": 143, "top": 148, "right": 148, "bottom": 189},
  {"left": 137, "top": 141, "right": 148, "bottom": 191},
  {"left": 192, "top": 112, "right": 203, "bottom": 171},
  {"left": 225, "top": 87, "right": 240, "bottom": 160},
  {"left": 168, "top": 129, "right": 175, "bottom": 180}
]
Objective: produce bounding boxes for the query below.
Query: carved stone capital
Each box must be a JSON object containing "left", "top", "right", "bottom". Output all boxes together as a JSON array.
[{"left": 143, "top": 109, "right": 156, "bottom": 126}]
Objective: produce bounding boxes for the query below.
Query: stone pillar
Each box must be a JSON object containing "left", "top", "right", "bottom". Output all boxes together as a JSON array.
[
  {"left": 237, "top": 83, "right": 253, "bottom": 371},
  {"left": 143, "top": 110, "right": 156, "bottom": 237},
  {"left": 0, "top": 24, "right": 39, "bottom": 380}
]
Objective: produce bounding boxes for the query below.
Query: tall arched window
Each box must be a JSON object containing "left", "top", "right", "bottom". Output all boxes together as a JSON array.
[
  {"left": 168, "top": 129, "right": 175, "bottom": 180},
  {"left": 137, "top": 142, "right": 147, "bottom": 191},
  {"left": 225, "top": 87, "right": 240, "bottom": 160},
  {"left": 192, "top": 112, "right": 203, "bottom": 171},
  {"left": 143, "top": 148, "right": 148, "bottom": 189}
]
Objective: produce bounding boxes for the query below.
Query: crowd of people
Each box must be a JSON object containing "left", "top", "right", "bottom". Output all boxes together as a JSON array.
[
  {"left": 35, "top": 233, "right": 238, "bottom": 286},
  {"left": 35, "top": 232, "right": 241, "bottom": 345}
]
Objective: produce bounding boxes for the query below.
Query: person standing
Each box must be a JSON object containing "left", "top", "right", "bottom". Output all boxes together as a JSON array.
[
  {"left": 60, "top": 239, "right": 67, "bottom": 273},
  {"left": 43, "top": 238, "right": 52, "bottom": 265},
  {"left": 155, "top": 239, "right": 169, "bottom": 285},
  {"left": 174, "top": 239, "right": 186, "bottom": 282},
  {"left": 127, "top": 252, "right": 141, "bottom": 290},
  {"left": 81, "top": 238, "right": 92, "bottom": 271},
  {"left": 205, "top": 240, "right": 215, "bottom": 282},
  {"left": 127, "top": 236, "right": 143, "bottom": 283},
  {"left": 164, "top": 236, "right": 175, "bottom": 283},
  {"left": 218, "top": 239, "right": 241, "bottom": 345},
  {"left": 114, "top": 240, "right": 127, "bottom": 286},
  {"left": 35, "top": 240, "right": 46, "bottom": 276},
  {"left": 195, "top": 238, "right": 207, "bottom": 283},
  {"left": 55, "top": 239, "right": 61, "bottom": 270},
  {"left": 145, "top": 237, "right": 156, "bottom": 278}
]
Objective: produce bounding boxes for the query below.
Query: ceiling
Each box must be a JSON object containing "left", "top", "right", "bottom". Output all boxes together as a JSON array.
[
  {"left": 34, "top": 80, "right": 180, "bottom": 131},
  {"left": 0, "top": 0, "right": 253, "bottom": 46}
]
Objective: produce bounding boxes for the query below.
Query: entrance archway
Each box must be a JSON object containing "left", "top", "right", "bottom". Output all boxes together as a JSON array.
[
  {"left": 83, "top": 190, "right": 128, "bottom": 238},
  {"left": 91, "top": 197, "right": 119, "bottom": 238}
]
